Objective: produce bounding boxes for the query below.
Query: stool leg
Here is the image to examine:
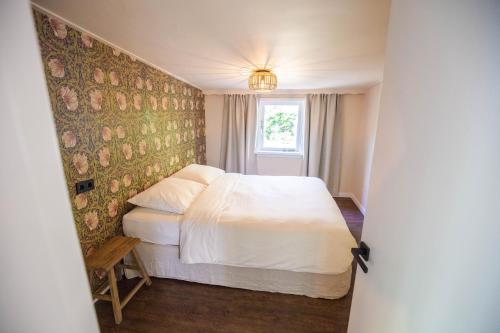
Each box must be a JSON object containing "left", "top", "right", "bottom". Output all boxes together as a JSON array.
[
  {"left": 131, "top": 248, "right": 152, "bottom": 286},
  {"left": 108, "top": 268, "right": 122, "bottom": 324}
]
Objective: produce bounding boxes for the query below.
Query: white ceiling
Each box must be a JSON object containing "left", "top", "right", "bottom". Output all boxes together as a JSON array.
[{"left": 33, "top": 0, "right": 390, "bottom": 92}]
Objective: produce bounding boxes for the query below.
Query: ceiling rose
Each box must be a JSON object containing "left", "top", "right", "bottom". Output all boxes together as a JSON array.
[{"left": 248, "top": 69, "right": 277, "bottom": 92}]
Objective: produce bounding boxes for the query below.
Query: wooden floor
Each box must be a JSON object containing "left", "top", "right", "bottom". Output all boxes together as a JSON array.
[{"left": 95, "top": 197, "right": 364, "bottom": 333}]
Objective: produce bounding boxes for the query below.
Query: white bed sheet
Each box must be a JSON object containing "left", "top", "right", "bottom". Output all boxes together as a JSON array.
[
  {"left": 180, "top": 173, "right": 357, "bottom": 275},
  {"left": 123, "top": 207, "right": 182, "bottom": 246}
]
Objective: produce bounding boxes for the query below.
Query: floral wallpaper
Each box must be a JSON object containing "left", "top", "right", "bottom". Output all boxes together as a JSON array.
[{"left": 33, "top": 9, "right": 206, "bottom": 285}]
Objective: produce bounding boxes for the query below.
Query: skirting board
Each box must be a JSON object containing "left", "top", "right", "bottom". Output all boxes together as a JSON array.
[{"left": 336, "top": 192, "right": 366, "bottom": 215}]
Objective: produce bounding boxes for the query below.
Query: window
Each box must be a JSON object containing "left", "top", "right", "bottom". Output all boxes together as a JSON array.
[{"left": 255, "top": 98, "right": 305, "bottom": 156}]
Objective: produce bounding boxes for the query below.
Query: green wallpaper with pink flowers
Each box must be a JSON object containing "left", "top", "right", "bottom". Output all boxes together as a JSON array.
[{"left": 33, "top": 9, "right": 206, "bottom": 280}]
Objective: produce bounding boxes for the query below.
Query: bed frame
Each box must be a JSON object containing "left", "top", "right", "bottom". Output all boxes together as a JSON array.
[{"left": 125, "top": 241, "right": 352, "bottom": 299}]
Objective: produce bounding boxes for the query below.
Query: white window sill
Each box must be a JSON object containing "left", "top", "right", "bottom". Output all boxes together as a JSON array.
[{"left": 254, "top": 151, "right": 304, "bottom": 159}]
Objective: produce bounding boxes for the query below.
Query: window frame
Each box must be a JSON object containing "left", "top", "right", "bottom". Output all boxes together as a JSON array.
[{"left": 255, "top": 97, "right": 306, "bottom": 157}]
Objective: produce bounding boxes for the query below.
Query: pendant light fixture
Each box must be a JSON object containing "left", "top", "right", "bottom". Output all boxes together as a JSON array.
[{"left": 248, "top": 69, "right": 277, "bottom": 92}]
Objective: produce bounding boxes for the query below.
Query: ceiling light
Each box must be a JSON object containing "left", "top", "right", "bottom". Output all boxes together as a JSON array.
[{"left": 248, "top": 69, "right": 277, "bottom": 92}]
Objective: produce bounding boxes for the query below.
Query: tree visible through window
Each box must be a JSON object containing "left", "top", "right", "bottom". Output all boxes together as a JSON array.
[
  {"left": 256, "top": 99, "right": 305, "bottom": 154},
  {"left": 263, "top": 106, "right": 298, "bottom": 149}
]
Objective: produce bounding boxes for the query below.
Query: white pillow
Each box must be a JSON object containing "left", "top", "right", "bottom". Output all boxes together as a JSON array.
[
  {"left": 127, "top": 177, "right": 206, "bottom": 214},
  {"left": 171, "top": 164, "right": 225, "bottom": 185}
]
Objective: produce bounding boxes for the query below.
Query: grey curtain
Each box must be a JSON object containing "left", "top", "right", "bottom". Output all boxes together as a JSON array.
[
  {"left": 219, "top": 94, "right": 258, "bottom": 174},
  {"left": 301, "top": 94, "right": 343, "bottom": 194}
]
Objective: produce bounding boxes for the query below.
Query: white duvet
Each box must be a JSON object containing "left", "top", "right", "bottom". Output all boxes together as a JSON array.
[{"left": 180, "top": 174, "right": 356, "bottom": 275}]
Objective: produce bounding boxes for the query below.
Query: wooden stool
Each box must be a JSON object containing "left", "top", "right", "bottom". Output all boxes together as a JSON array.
[{"left": 85, "top": 236, "right": 151, "bottom": 324}]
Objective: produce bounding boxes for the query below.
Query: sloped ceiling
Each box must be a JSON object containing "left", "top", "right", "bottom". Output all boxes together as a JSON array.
[{"left": 33, "top": 0, "right": 391, "bottom": 92}]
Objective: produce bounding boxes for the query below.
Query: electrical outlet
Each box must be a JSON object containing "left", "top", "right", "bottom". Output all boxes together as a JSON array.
[{"left": 75, "top": 179, "right": 94, "bottom": 194}]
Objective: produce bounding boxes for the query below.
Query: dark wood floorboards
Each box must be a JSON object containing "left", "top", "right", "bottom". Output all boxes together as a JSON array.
[{"left": 95, "top": 197, "right": 364, "bottom": 333}]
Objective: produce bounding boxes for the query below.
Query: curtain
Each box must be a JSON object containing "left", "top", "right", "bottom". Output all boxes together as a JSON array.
[
  {"left": 219, "top": 94, "right": 258, "bottom": 174},
  {"left": 301, "top": 94, "right": 343, "bottom": 194}
]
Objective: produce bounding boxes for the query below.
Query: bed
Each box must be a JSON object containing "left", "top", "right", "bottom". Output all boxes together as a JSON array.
[{"left": 123, "top": 167, "right": 356, "bottom": 299}]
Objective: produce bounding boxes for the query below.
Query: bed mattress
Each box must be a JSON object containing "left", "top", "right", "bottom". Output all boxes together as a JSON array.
[
  {"left": 123, "top": 207, "right": 182, "bottom": 246},
  {"left": 124, "top": 174, "right": 356, "bottom": 275}
]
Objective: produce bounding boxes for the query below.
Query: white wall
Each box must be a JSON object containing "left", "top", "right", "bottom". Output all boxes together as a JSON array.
[
  {"left": 358, "top": 84, "right": 382, "bottom": 210},
  {"left": 348, "top": 0, "right": 500, "bottom": 332},
  {"left": 205, "top": 90, "right": 382, "bottom": 212},
  {"left": 338, "top": 84, "right": 382, "bottom": 213},
  {"left": 337, "top": 93, "right": 366, "bottom": 210},
  {"left": 0, "top": 1, "right": 99, "bottom": 332},
  {"left": 204, "top": 94, "right": 224, "bottom": 167}
]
